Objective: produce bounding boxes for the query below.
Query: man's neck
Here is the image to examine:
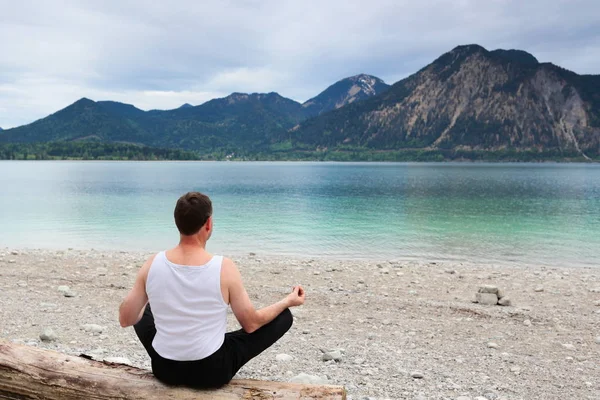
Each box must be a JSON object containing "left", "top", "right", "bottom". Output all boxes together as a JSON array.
[{"left": 178, "top": 235, "right": 207, "bottom": 250}]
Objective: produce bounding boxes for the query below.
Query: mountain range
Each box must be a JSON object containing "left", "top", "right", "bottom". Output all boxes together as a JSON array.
[{"left": 1, "top": 45, "right": 599, "bottom": 161}]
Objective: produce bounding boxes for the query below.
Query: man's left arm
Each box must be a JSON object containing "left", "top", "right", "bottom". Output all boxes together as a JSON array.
[{"left": 119, "top": 255, "right": 154, "bottom": 327}]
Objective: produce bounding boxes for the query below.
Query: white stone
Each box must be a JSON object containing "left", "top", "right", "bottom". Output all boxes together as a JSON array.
[
  {"left": 478, "top": 285, "right": 498, "bottom": 294},
  {"left": 561, "top": 343, "right": 575, "bottom": 350},
  {"left": 57, "top": 285, "right": 71, "bottom": 293},
  {"left": 104, "top": 357, "right": 131, "bottom": 365},
  {"left": 96, "top": 267, "right": 108, "bottom": 276},
  {"left": 595, "top": 336, "right": 600, "bottom": 344},
  {"left": 410, "top": 371, "right": 424, "bottom": 379},
  {"left": 534, "top": 286, "right": 544, "bottom": 292},
  {"left": 322, "top": 349, "right": 343, "bottom": 362},
  {"left": 289, "top": 373, "right": 328, "bottom": 385},
  {"left": 445, "top": 269, "right": 456, "bottom": 274},
  {"left": 275, "top": 353, "right": 293, "bottom": 362},
  {"left": 487, "top": 342, "right": 499, "bottom": 349},
  {"left": 523, "top": 319, "right": 532, "bottom": 327},
  {"left": 498, "top": 296, "right": 512, "bottom": 306},
  {"left": 476, "top": 293, "right": 498, "bottom": 305},
  {"left": 39, "top": 328, "right": 58, "bottom": 342},
  {"left": 496, "top": 288, "right": 505, "bottom": 299},
  {"left": 457, "top": 397, "right": 472, "bottom": 400},
  {"left": 82, "top": 324, "right": 104, "bottom": 334}
]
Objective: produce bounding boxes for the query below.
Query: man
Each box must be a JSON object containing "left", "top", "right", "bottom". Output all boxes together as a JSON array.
[{"left": 119, "top": 191, "right": 305, "bottom": 388}]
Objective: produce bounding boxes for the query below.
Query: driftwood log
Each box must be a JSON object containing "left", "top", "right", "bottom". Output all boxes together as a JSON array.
[{"left": 0, "top": 341, "right": 346, "bottom": 399}]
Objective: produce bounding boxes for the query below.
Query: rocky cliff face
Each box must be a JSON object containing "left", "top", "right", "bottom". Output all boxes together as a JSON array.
[
  {"left": 294, "top": 45, "right": 600, "bottom": 158},
  {"left": 302, "top": 74, "right": 389, "bottom": 117}
]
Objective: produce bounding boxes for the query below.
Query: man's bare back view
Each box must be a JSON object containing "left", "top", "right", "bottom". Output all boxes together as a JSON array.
[{"left": 119, "top": 192, "right": 305, "bottom": 388}]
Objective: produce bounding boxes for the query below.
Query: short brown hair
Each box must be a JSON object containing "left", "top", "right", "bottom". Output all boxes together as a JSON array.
[{"left": 174, "top": 192, "right": 213, "bottom": 236}]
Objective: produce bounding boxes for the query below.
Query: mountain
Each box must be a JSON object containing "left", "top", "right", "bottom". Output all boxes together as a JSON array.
[
  {"left": 1, "top": 54, "right": 599, "bottom": 161},
  {"left": 291, "top": 45, "right": 600, "bottom": 159},
  {"left": 144, "top": 92, "right": 307, "bottom": 150},
  {"left": 302, "top": 74, "right": 389, "bottom": 117},
  {"left": 0, "top": 92, "right": 307, "bottom": 153},
  {"left": 178, "top": 103, "right": 193, "bottom": 109},
  {"left": 0, "top": 127, "right": 3, "bottom": 131},
  {"left": 0, "top": 98, "right": 150, "bottom": 144}
]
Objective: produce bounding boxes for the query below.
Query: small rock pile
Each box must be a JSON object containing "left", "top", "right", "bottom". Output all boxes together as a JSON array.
[{"left": 474, "top": 285, "right": 511, "bottom": 306}]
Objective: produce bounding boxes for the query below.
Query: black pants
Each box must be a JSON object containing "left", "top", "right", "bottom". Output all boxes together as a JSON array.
[{"left": 134, "top": 304, "right": 293, "bottom": 388}]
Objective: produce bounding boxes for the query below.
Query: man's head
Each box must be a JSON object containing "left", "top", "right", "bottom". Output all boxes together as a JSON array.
[{"left": 174, "top": 192, "right": 213, "bottom": 239}]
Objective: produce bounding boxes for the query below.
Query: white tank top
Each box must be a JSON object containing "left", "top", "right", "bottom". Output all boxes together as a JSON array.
[{"left": 146, "top": 251, "right": 228, "bottom": 361}]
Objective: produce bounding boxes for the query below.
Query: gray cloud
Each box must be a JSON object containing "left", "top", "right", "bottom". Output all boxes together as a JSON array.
[{"left": 1, "top": 0, "right": 599, "bottom": 128}]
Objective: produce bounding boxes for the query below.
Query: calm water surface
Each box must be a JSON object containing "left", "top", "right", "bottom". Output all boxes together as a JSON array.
[{"left": 1, "top": 161, "right": 599, "bottom": 268}]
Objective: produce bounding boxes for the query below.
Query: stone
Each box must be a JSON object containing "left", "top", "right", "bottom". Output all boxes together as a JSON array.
[
  {"left": 445, "top": 269, "right": 457, "bottom": 274},
  {"left": 411, "top": 371, "right": 424, "bottom": 379},
  {"left": 275, "top": 353, "right": 293, "bottom": 362},
  {"left": 322, "top": 349, "right": 343, "bottom": 362},
  {"left": 534, "top": 286, "right": 544, "bottom": 292},
  {"left": 457, "top": 397, "right": 472, "bottom": 400},
  {"left": 476, "top": 293, "right": 498, "bottom": 305},
  {"left": 57, "top": 285, "right": 71, "bottom": 294},
  {"left": 595, "top": 336, "right": 600, "bottom": 344},
  {"left": 39, "top": 328, "right": 58, "bottom": 342},
  {"left": 523, "top": 319, "right": 532, "bottom": 327},
  {"left": 96, "top": 267, "right": 108, "bottom": 276},
  {"left": 104, "top": 357, "right": 131, "bottom": 365},
  {"left": 82, "top": 324, "right": 104, "bottom": 334},
  {"left": 478, "top": 285, "right": 498, "bottom": 294},
  {"left": 510, "top": 366, "right": 521, "bottom": 374},
  {"left": 594, "top": 300, "right": 600, "bottom": 306},
  {"left": 11, "top": 251, "right": 18, "bottom": 255},
  {"left": 497, "top": 296, "right": 512, "bottom": 306},
  {"left": 8, "top": 259, "right": 16, "bottom": 264},
  {"left": 496, "top": 288, "right": 505, "bottom": 299},
  {"left": 289, "top": 373, "right": 328, "bottom": 385},
  {"left": 475, "top": 397, "right": 489, "bottom": 400},
  {"left": 487, "top": 342, "right": 499, "bottom": 349},
  {"left": 561, "top": 343, "right": 575, "bottom": 350}
]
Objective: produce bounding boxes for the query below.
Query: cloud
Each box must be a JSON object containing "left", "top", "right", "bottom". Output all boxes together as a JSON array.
[{"left": 1, "top": 0, "right": 599, "bottom": 128}]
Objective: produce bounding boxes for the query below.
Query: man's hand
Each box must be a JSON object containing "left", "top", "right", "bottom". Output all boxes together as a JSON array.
[{"left": 285, "top": 285, "right": 305, "bottom": 307}]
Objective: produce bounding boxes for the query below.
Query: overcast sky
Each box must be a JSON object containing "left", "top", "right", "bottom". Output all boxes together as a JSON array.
[{"left": 1, "top": 0, "right": 599, "bottom": 128}]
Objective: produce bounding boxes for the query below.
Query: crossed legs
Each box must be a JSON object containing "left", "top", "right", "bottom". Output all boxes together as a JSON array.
[{"left": 133, "top": 304, "right": 293, "bottom": 387}]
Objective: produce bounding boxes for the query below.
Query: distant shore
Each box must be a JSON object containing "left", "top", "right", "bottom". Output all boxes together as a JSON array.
[
  {"left": 1, "top": 142, "right": 598, "bottom": 162},
  {"left": 1, "top": 247, "right": 598, "bottom": 399}
]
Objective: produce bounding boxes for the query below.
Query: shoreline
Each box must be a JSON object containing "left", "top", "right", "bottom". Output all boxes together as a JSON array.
[
  {"left": 1, "top": 248, "right": 598, "bottom": 399},
  {"left": 2, "top": 245, "right": 598, "bottom": 271}
]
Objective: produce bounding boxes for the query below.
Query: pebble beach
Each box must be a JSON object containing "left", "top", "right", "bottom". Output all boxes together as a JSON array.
[{"left": 0, "top": 248, "right": 599, "bottom": 400}]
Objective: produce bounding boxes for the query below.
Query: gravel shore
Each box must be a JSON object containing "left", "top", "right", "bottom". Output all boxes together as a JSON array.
[{"left": 1, "top": 248, "right": 598, "bottom": 399}]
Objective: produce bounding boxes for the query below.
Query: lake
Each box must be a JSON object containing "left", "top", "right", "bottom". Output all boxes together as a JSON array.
[{"left": 1, "top": 161, "right": 599, "bottom": 268}]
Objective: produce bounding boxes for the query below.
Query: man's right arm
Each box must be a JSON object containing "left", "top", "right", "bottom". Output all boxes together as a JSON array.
[{"left": 223, "top": 258, "right": 304, "bottom": 334}]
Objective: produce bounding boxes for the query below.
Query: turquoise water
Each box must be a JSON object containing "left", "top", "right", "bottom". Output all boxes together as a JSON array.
[{"left": 1, "top": 161, "right": 599, "bottom": 268}]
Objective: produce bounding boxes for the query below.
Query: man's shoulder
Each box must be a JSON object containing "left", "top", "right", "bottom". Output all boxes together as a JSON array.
[
  {"left": 219, "top": 257, "right": 240, "bottom": 281},
  {"left": 139, "top": 253, "right": 161, "bottom": 277},
  {"left": 220, "top": 256, "right": 235, "bottom": 271}
]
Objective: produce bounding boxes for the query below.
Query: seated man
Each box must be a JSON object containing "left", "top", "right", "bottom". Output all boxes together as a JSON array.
[{"left": 119, "top": 191, "right": 305, "bottom": 388}]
